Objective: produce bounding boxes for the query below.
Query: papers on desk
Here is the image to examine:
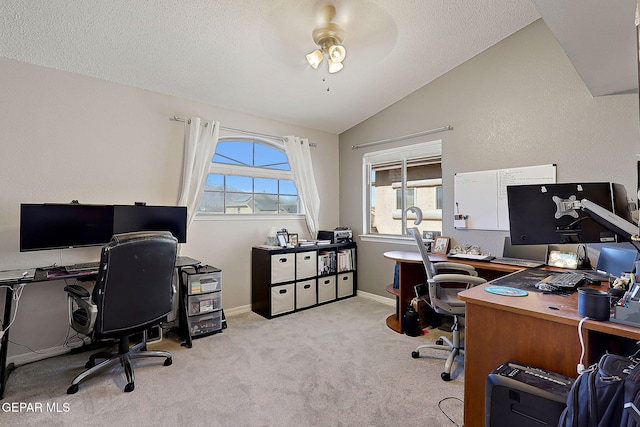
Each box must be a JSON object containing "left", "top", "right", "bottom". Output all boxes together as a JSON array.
[{"left": 0, "top": 268, "right": 35, "bottom": 282}]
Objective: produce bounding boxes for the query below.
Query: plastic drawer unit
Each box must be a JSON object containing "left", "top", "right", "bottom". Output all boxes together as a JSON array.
[{"left": 181, "top": 265, "right": 224, "bottom": 339}]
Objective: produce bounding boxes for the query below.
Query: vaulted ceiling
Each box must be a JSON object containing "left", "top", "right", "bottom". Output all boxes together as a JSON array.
[{"left": 3, "top": 1, "right": 630, "bottom": 135}]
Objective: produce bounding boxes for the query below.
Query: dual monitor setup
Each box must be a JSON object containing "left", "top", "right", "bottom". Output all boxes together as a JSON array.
[
  {"left": 19, "top": 203, "right": 187, "bottom": 252},
  {"left": 506, "top": 182, "right": 638, "bottom": 246}
]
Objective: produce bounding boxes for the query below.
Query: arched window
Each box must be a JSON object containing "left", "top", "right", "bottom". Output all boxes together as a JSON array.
[{"left": 197, "top": 138, "right": 300, "bottom": 215}]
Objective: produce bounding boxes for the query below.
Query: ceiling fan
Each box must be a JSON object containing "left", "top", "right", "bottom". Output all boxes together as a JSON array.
[{"left": 305, "top": 4, "right": 347, "bottom": 73}]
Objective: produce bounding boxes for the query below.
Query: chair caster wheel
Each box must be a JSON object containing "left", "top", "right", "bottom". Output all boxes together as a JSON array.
[
  {"left": 67, "top": 384, "right": 79, "bottom": 394},
  {"left": 436, "top": 338, "right": 444, "bottom": 345},
  {"left": 124, "top": 383, "right": 134, "bottom": 392},
  {"left": 411, "top": 351, "right": 420, "bottom": 358},
  {"left": 441, "top": 372, "right": 451, "bottom": 381},
  {"left": 164, "top": 358, "right": 172, "bottom": 366}
]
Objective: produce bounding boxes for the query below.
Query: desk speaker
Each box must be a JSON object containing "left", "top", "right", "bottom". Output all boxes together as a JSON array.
[{"left": 486, "top": 362, "right": 574, "bottom": 427}]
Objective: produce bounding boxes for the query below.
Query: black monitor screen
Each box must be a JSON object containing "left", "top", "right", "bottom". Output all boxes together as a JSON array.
[
  {"left": 507, "top": 182, "right": 627, "bottom": 245},
  {"left": 113, "top": 205, "right": 187, "bottom": 243},
  {"left": 20, "top": 204, "right": 114, "bottom": 251}
]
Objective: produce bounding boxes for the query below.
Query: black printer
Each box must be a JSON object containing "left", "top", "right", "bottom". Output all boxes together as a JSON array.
[{"left": 317, "top": 227, "right": 353, "bottom": 243}]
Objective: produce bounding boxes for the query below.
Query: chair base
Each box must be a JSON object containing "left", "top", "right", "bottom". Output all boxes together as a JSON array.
[
  {"left": 411, "top": 316, "right": 463, "bottom": 381},
  {"left": 67, "top": 336, "right": 172, "bottom": 394}
]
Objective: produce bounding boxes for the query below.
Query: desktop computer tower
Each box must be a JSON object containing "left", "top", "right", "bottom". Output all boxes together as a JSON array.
[{"left": 486, "top": 361, "right": 574, "bottom": 427}]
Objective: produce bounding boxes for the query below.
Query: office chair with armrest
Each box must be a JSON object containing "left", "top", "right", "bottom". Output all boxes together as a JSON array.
[
  {"left": 409, "top": 227, "right": 487, "bottom": 381},
  {"left": 64, "top": 231, "right": 178, "bottom": 394}
]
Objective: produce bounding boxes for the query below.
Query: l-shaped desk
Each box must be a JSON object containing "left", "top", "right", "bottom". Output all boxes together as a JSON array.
[{"left": 383, "top": 251, "right": 640, "bottom": 427}]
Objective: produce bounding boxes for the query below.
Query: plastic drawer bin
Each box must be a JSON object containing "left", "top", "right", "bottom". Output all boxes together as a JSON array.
[
  {"left": 188, "top": 310, "right": 223, "bottom": 336},
  {"left": 188, "top": 291, "right": 222, "bottom": 316},
  {"left": 183, "top": 266, "right": 222, "bottom": 295}
]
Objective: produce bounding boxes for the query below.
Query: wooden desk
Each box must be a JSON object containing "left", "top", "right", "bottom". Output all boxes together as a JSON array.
[
  {"left": 459, "top": 282, "right": 640, "bottom": 427},
  {"left": 382, "top": 251, "right": 520, "bottom": 333}
]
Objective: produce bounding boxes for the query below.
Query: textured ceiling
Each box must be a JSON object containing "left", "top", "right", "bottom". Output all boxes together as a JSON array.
[{"left": 0, "top": 0, "right": 541, "bottom": 134}]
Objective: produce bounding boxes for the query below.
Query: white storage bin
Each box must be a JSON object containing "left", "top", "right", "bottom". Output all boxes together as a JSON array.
[
  {"left": 271, "top": 283, "right": 295, "bottom": 316},
  {"left": 188, "top": 291, "right": 222, "bottom": 316},
  {"left": 318, "top": 276, "right": 336, "bottom": 304},
  {"left": 337, "top": 272, "right": 354, "bottom": 298},
  {"left": 296, "top": 251, "right": 317, "bottom": 280},
  {"left": 296, "top": 279, "right": 317, "bottom": 309},
  {"left": 270, "top": 253, "right": 295, "bottom": 284}
]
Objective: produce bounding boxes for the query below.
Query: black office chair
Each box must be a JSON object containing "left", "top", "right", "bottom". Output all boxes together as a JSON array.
[
  {"left": 64, "top": 231, "right": 178, "bottom": 394},
  {"left": 409, "top": 227, "right": 486, "bottom": 380}
]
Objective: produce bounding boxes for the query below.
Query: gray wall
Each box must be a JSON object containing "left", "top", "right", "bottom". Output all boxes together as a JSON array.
[{"left": 339, "top": 20, "right": 640, "bottom": 298}]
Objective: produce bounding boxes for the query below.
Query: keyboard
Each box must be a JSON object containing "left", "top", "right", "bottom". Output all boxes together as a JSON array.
[
  {"left": 537, "top": 273, "right": 585, "bottom": 290},
  {"left": 490, "top": 257, "right": 544, "bottom": 268},
  {"left": 65, "top": 262, "right": 100, "bottom": 273},
  {"left": 447, "top": 253, "right": 494, "bottom": 261}
]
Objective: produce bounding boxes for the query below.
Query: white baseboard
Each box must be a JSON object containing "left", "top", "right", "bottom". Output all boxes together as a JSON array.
[
  {"left": 356, "top": 290, "right": 395, "bottom": 306},
  {"left": 222, "top": 304, "right": 251, "bottom": 317}
]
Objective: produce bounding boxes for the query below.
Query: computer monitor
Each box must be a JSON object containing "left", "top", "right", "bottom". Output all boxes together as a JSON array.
[
  {"left": 507, "top": 182, "right": 633, "bottom": 245},
  {"left": 20, "top": 203, "right": 114, "bottom": 251},
  {"left": 113, "top": 205, "right": 187, "bottom": 243},
  {"left": 596, "top": 246, "right": 638, "bottom": 277}
]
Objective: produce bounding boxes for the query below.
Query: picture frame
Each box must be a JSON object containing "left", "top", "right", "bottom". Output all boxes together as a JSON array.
[
  {"left": 422, "top": 231, "right": 441, "bottom": 252},
  {"left": 288, "top": 233, "right": 298, "bottom": 247},
  {"left": 276, "top": 232, "right": 288, "bottom": 248},
  {"left": 432, "top": 236, "right": 450, "bottom": 254}
]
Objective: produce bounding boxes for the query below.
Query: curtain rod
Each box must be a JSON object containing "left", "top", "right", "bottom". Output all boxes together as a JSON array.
[
  {"left": 170, "top": 116, "right": 316, "bottom": 147},
  {"left": 351, "top": 125, "right": 453, "bottom": 150}
]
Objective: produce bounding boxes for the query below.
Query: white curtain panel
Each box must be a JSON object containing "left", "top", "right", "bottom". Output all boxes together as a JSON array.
[
  {"left": 177, "top": 117, "right": 220, "bottom": 227},
  {"left": 284, "top": 136, "right": 320, "bottom": 238}
]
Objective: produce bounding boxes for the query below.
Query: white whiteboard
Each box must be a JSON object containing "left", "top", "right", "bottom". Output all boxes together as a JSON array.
[{"left": 454, "top": 164, "right": 556, "bottom": 230}]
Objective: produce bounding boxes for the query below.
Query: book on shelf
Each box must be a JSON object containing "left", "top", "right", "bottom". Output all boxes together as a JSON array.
[
  {"left": 337, "top": 248, "right": 356, "bottom": 272},
  {"left": 318, "top": 251, "right": 336, "bottom": 275}
]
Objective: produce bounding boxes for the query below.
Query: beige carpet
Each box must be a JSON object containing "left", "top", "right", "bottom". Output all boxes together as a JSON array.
[{"left": 2, "top": 296, "right": 464, "bottom": 426}]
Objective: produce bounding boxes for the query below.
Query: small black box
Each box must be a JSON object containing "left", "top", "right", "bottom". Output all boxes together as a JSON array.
[{"left": 486, "top": 361, "right": 574, "bottom": 427}]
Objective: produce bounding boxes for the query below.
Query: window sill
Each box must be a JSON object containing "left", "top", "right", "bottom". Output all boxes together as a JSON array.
[
  {"left": 359, "top": 234, "right": 417, "bottom": 246},
  {"left": 195, "top": 213, "right": 305, "bottom": 221}
]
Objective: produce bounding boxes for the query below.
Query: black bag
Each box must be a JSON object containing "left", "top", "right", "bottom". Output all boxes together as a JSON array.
[
  {"left": 402, "top": 305, "right": 422, "bottom": 337},
  {"left": 558, "top": 353, "right": 640, "bottom": 427}
]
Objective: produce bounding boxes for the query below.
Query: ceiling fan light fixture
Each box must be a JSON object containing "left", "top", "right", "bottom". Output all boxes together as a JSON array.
[
  {"left": 328, "top": 44, "right": 346, "bottom": 63},
  {"left": 306, "top": 5, "right": 346, "bottom": 73},
  {"left": 306, "top": 49, "right": 323, "bottom": 69},
  {"left": 328, "top": 59, "right": 343, "bottom": 74}
]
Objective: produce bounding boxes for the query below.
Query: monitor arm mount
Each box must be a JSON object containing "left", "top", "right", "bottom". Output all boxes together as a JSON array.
[{"left": 567, "top": 199, "right": 640, "bottom": 250}]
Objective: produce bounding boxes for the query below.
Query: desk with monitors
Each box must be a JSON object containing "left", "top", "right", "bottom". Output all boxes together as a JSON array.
[{"left": 0, "top": 255, "right": 201, "bottom": 399}]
